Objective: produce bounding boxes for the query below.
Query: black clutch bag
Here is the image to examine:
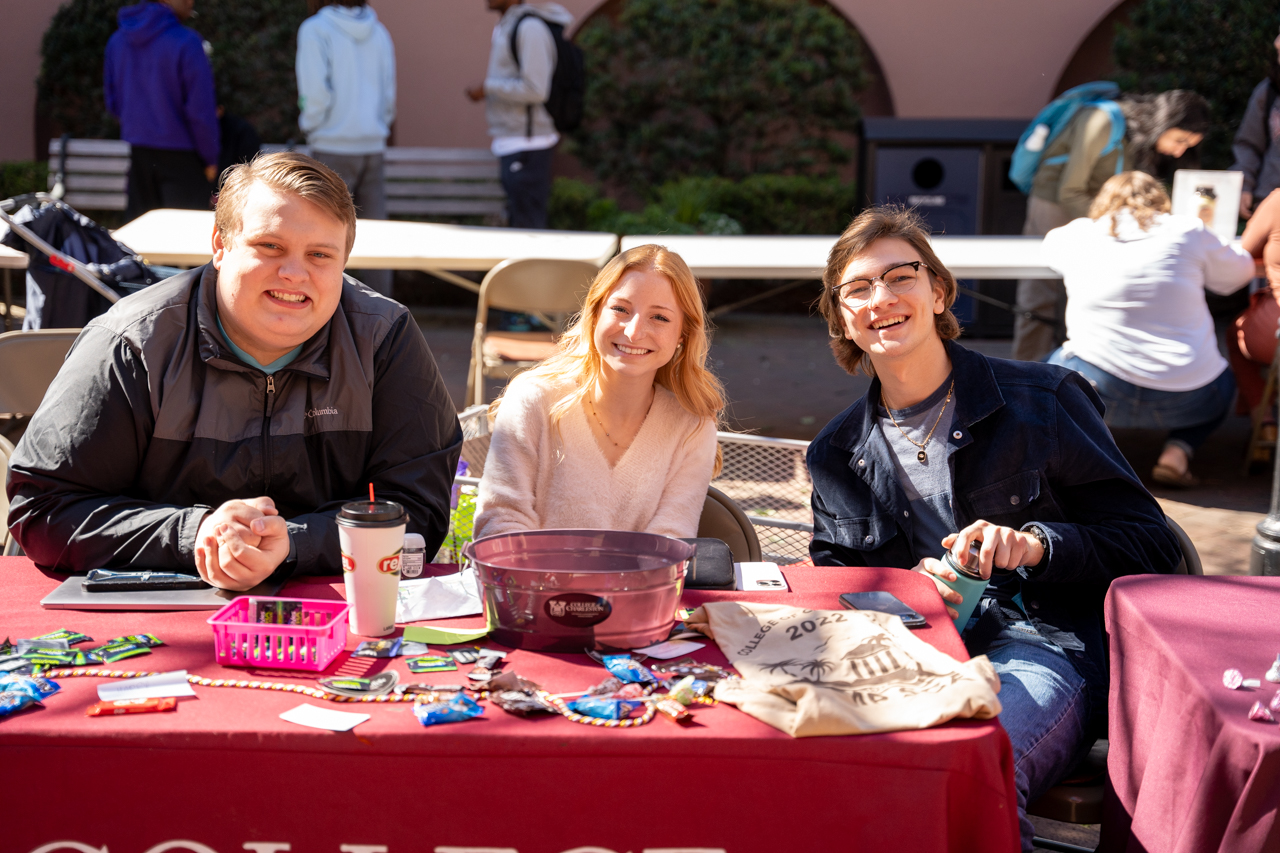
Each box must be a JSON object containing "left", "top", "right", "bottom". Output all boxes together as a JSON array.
[{"left": 679, "top": 538, "right": 736, "bottom": 590}]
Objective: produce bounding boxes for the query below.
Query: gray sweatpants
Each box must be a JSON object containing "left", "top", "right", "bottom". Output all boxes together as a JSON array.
[
  {"left": 1011, "top": 195, "right": 1072, "bottom": 362},
  {"left": 312, "top": 150, "right": 393, "bottom": 297}
]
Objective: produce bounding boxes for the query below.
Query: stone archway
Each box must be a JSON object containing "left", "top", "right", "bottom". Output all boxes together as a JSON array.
[{"left": 571, "top": 0, "right": 895, "bottom": 117}]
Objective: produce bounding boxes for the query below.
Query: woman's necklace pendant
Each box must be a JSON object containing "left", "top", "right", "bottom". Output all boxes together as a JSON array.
[{"left": 917, "top": 450, "right": 928, "bottom": 464}]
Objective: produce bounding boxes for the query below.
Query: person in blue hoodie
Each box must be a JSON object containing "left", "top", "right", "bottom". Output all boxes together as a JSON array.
[
  {"left": 296, "top": 0, "right": 396, "bottom": 297},
  {"left": 104, "top": 0, "right": 220, "bottom": 222}
]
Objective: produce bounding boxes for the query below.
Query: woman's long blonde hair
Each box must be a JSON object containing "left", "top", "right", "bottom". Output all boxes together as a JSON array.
[
  {"left": 492, "top": 244, "right": 725, "bottom": 471},
  {"left": 1088, "top": 171, "right": 1172, "bottom": 237}
]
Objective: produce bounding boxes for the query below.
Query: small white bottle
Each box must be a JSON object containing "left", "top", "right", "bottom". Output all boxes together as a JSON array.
[{"left": 401, "top": 533, "right": 426, "bottom": 579}]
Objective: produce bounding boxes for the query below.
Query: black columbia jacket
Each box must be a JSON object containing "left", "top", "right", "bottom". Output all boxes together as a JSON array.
[{"left": 7, "top": 264, "right": 462, "bottom": 575}]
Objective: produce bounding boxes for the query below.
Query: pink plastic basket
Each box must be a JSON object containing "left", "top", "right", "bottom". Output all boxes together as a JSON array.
[{"left": 206, "top": 595, "right": 350, "bottom": 671}]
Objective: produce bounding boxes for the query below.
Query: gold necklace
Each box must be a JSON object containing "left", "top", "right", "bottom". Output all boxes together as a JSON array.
[
  {"left": 588, "top": 400, "right": 621, "bottom": 448},
  {"left": 882, "top": 381, "right": 954, "bottom": 464}
]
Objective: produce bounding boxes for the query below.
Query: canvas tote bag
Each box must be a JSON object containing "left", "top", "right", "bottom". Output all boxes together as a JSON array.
[{"left": 688, "top": 601, "right": 1001, "bottom": 737}]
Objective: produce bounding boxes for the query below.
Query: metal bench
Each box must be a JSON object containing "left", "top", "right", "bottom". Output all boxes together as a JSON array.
[
  {"left": 47, "top": 138, "right": 130, "bottom": 212},
  {"left": 262, "top": 143, "right": 506, "bottom": 222}
]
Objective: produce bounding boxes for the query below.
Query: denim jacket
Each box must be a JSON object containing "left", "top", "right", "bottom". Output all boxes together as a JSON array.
[{"left": 807, "top": 341, "right": 1180, "bottom": 731}]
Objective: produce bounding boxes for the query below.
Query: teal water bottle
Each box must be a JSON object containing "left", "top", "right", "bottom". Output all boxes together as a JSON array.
[{"left": 938, "top": 542, "right": 988, "bottom": 632}]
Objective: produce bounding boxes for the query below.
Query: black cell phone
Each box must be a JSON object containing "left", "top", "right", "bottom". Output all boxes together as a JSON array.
[
  {"left": 839, "top": 591, "right": 926, "bottom": 627},
  {"left": 82, "top": 569, "right": 210, "bottom": 592}
]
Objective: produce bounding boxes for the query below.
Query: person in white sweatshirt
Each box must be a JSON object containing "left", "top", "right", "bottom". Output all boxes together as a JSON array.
[
  {"left": 296, "top": 0, "right": 395, "bottom": 295},
  {"left": 1043, "top": 171, "right": 1255, "bottom": 487},
  {"left": 474, "top": 244, "right": 725, "bottom": 540},
  {"left": 466, "top": 0, "right": 574, "bottom": 229}
]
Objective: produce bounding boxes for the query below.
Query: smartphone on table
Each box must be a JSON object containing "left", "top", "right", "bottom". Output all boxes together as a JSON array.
[{"left": 839, "top": 591, "right": 926, "bottom": 628}]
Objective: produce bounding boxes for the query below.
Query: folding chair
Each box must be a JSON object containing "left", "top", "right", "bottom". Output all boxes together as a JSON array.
[
  {"left": 0, "top": 328, "right": 79, "bottom": 442},
  {"left": 464, "top": 258, "right": 598, "bottom": 407},
  {"left": 697, "top": 485, "right": 763, "bottom": 563}
]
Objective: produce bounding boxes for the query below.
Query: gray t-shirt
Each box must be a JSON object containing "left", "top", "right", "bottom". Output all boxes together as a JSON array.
[{"left": 877, "top": 376, "right": 958, "bottom": 560}]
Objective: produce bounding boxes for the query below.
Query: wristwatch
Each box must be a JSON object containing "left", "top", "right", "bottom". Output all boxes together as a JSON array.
[{"left": 1025, "top": 524, "right": 1050, "bottom": 565}]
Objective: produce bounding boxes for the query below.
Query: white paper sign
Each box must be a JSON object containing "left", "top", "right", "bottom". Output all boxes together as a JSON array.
[
  {"left": 97, "top": 670, "right": 197, "bottom": 701},
  {"left": 279, "top": 703, "right": 370, "bottom": 732},
  {"left": 634, "top": 639, "right": 707, "bottom": 659},
  {"left": 396, "top": 567, "right": 482, "bottom": 623},
  {"left": 1170, "top": 169, "right": 1244, "bottom": 241}
]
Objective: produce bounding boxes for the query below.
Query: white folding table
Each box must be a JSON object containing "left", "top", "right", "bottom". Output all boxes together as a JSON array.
[
  {"left": 112, "top": 210, "right": 620, "bottom": 292},
  {"left": 618, "top": 233, "right": 1060, "bottom": 280}
]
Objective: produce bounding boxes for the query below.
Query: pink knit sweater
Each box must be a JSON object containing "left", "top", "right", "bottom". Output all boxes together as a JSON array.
[{"left": 474, "top": 373, "right": 718, "bottom": 540}]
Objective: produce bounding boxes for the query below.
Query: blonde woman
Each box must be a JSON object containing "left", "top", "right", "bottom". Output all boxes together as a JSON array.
[
  {"left": 1042, "top": 171, "right": 1254, "bottom": 486},
  {"left": 474, "top": 244, "right": 724, "bottom": 539}
]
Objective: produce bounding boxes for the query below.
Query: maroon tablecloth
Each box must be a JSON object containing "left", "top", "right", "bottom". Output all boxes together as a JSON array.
[
  {"left": 1101, "top": 575, "right": 1280, "bottom": 853},
  {"left": 3, "top": 558, "right": 1018, "bottom": 853}
]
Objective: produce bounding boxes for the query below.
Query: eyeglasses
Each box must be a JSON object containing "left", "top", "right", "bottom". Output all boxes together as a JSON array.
[{"left": 834, "top": 261, "right": 928, "bottom": 307}]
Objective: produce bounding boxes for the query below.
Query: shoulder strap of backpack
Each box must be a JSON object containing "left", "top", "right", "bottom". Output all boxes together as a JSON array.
[
  {"left": 507, "top": 12, "right": 537, "bottom": 138},
  {"left": 1094, "top": 100, "right": 1127, "bottom": 174}
]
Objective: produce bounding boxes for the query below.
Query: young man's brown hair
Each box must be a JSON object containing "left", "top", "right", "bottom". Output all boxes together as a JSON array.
[
  {"left": 214, "top": 151, "right": 358, "bottom": 257},
  {"left": 817, "top": 205, "right": 962, "bottom": 377}
]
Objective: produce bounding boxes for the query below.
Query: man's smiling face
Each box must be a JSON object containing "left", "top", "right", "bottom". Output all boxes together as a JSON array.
[
  {"left": 212, "top": 181, "right": 349, "bottom": 365},
  {"left": 837, "top": 236, "right": 945, "bottom": 366}
]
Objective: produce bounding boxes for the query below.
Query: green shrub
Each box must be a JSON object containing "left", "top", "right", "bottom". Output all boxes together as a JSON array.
[
  {"left": 37, "top": 0, "right": 308, "bottom": 145},
  {"left": 572, "top": 0, "right": 870, "bottom": 194},
  {"left": 0, "top": 162, "right": 51, "bottom": 201},
  {"left": 549, "top": 174, "right": 856, "bottom": 235},
  {"left": 1113, "top": 0, "right": 1280, "bottom": 168}
]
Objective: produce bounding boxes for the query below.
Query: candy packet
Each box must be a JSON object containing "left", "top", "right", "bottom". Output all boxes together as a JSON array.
[
  {"left": 105, "top": 634, "right": 164, "bottom": 648},
  {"left": 86, "top": 697, "right": 177, "bottom": 716},
  {"left": 32, "top": 629, "right": 92, "bottom": 646},
  {"left": 89, "top": 642, "right": 152, "bottom": 664},
  {"left": 319, "top": 671, "right": 399, "bottom": 697},
  {"left": 407, "top": 656, "right": 457, "bottom": 673},
  {"left": 414, "top": 691, "right": 484, "bottom": 726},
  {"left": 568, "top": 695, "right": 644, "bottom": 720},
  {"left": 0, "top": 690, "right": 39, "bottom": 717},
  {"left": 353, "top": 637, "right": 403, "bottom": 658},
  {"left": 602, "top": 654, "right": 658, "bottom": 685},
  {"left": 16, "top": 638, "right": 69, "bottom": 654},
  {"left": 0, "top": 673, "right": 61, "bottom": 702},
  {"left": 399, "top": 641, "right": 431, "bottom": 657},
  {"left": 650, "top": 658, "right": 734, "bottom": 683}
]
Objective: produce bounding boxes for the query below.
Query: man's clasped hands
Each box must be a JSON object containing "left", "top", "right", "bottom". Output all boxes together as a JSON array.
[{"left": 194, "top": 497, "right": 291, "bottom": 591}]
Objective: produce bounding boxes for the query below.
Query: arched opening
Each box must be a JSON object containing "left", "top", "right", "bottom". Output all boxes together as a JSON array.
[{"left": 1053, "top": 0, "right": 1143, "bottom": 96}]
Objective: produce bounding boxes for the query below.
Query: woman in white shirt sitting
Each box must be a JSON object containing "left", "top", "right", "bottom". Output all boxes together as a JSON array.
[
  {"left": 1043, "top": 171, "right": 1255, "bottom": 487},
  {"left": 474, "top": 244, "right": 724, "bottom": 539}
]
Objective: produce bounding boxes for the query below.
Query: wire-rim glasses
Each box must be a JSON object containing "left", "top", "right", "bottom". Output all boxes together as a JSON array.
[{"left": 834, "top": 260, "right": 928, "bottom": 307}]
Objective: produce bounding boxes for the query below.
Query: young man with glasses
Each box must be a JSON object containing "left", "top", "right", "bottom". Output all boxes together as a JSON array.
[{"left": 806, "top": 205, "right": 1179, "bottom": 851}]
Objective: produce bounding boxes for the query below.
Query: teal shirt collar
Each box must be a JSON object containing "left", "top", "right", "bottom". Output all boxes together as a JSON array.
[{"left": 216, "top": 313, "right": 303, "bottom": 375}]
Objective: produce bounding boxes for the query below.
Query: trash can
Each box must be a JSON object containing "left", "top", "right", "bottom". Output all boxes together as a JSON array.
[{"left": 861, "top": 119, "right": 1029, "bottom": 336}]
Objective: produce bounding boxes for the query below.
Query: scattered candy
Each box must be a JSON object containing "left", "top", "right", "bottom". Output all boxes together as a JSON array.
[
  {"left": 654, "top": 697, "right": 690, "bottom": 721},
  {"left": 1271, "top": 690, "right": 1280, "bottom": 715},
  {"left": 353, "top": 637, "right": 402, "bottom": 658},
  {"left": 568, "top": 695, "right": 643, "bottom": 720},
  {"left": 1267, "top": 655, "right": 1280, "bottom": 684},
  {"left": 1244, "top": 679, "right": 1262, "bottom": 688},
  {"left": 602, "top": 654, "right": 658, "bottom": 685},
  {"left": 1224, "top": 669, "right": 1244, "bottom": 689},
  {"left": 86, "top": 696, "right": 176, "bottom": 716},
  {"left": 651, "top": 658, "right": 734, "bottom": 683},
  {"left": 1248, "top": 700, "right": 1275, "bottom": 723},
  {"left": 406, "top": 656, "right": 457, "bottom": 673},
  {"left": 414, "top": 692, "right": 483, "bottom": 726}
]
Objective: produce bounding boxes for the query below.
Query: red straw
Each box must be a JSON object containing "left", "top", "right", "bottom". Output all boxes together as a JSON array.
[{"left": 369, "top": 483, "right": 375, "bottom": 503}]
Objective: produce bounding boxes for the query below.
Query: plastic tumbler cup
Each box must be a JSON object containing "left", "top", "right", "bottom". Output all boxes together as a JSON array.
[
  {"left": 937, "top": 542, "right": 988, "bottom": 632},
  {"left": 337, "top": 500, "right": 407, "bottom": 637}
]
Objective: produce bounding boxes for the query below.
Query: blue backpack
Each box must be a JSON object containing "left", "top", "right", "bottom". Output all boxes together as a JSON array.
[{"left": 1009, "top": 81, "right": 1126, "bottom": 194}]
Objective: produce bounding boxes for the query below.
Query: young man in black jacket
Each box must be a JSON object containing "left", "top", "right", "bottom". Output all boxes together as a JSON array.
[
  {"left": 807, "top": 205, "right": 1180, "bottom": 851},
  {"left": 7, "top": 152, "right": 462, "bottom": 590}
]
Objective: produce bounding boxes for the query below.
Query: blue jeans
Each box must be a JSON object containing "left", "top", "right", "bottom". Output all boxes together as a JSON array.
[
  {"left": 1045, "top": 350, "right": 1235, "bottom": 453},
  {"left": 968, "top": 601, "right": 1090, "bottom": 852}
]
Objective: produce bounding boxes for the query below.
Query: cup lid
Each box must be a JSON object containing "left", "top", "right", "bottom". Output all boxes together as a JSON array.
[{"left": 338, "top": 500, "right": 406, "bottom": 524}]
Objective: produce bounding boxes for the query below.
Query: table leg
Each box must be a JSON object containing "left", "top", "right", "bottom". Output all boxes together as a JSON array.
[{"left": 3, "top": 268, "right": 11, "bottom": 333}]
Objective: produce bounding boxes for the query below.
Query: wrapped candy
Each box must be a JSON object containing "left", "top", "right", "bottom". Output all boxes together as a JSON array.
[
  {"left": 1223, "top": 669, "right": 1244, "bottom": 689},
  {"left": 1266, "top": 655, "right": 1280, "bottom": 684},
  {"left": 1270, "top": 690, "right": 1280, "bottom": 716},
  {"left": 414, "top": 692, "right": 484, "bottom": 726},
  {"left": 1247, "top": 700, "right": 1275, "bottom": 723},
  {"left": 568, "top": 696, "right": 643, "bottom": 720},
  {"left": 602, "top": 654, "right": 657, "bottom": 685}
]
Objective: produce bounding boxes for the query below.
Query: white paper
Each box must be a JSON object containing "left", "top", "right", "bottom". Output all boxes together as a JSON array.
[
  {"left": 634, "top": 639, "right": 706, "bottom": 659},
  {"left": 279, "top": 703, "right": 370, "bottom": 732},
  {"left": 97, "top": 670, "right": 196, "bottom": 701},
  {"left": 396, "top": 567, "right": 482, "bottom": 623},
  {"left": 1170, "top": 169, "right": 1244, "bottom": 241},
  {"left": 734, "top": 561, "right": 789, "bottom": 591}
]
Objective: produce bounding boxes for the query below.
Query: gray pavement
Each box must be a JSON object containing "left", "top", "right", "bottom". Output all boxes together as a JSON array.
[{"left": 418, "top": 308, "right": 1270, "bottom": 577}]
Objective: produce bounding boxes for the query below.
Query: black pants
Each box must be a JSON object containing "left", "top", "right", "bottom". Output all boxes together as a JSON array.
[
  {"left": 499, "top": 147, "right": 555, "bottom": 229},
  {"left": 126, "top": 146, "right": 213, "bottom": 222}
]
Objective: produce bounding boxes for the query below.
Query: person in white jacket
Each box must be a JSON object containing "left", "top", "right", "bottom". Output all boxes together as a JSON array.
[
  {"left": 466, "top": 0, "right": 574, "bottom": 229},
  {"left": 296, "top": 0, "right": 395, "bottom": 295},
  {"left": 1043, "top": 171, "right": 1255, "bottom": 487}
]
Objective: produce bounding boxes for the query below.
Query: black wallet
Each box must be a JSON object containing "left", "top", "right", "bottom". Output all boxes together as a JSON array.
[{"left": 679, "top": 538, "right": 735, "bottom": 590}]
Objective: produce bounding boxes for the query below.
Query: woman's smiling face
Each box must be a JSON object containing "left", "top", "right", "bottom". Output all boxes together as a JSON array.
[
  {"left": 837, "top": 237, "right": 945, "bottom": 366},
  {"left": 592, "top": 267, "right": 685, "bottom": 382}
]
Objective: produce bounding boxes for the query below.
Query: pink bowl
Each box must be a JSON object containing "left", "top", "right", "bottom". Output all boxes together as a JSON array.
[{"left": 463, "top": 529, "right": 693, "bottom": 652}]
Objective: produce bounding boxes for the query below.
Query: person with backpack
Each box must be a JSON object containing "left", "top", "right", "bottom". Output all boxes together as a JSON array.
[
  {"left": 466, "top": 0, "right": 579, "bottom": 229},
  {"left": 1010, "top": 88, "right": 1211, "bottom": 362},
  {"left": 1230, "top": 27, "right": 1280, "bottom": 220}
]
